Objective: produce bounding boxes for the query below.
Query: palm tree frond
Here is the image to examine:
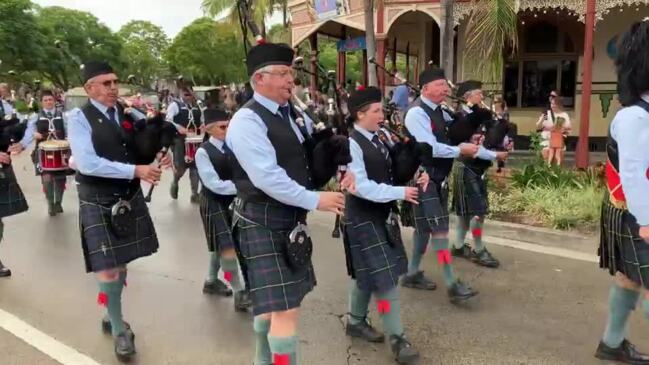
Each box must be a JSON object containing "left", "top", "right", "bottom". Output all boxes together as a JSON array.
[{"left": 201, "top": 0, "right": 236, "bottom": 18}]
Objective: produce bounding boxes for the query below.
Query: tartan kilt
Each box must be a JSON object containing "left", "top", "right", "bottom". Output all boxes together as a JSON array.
[
  {"left": 199, "top": 191, "right": 236, "bottom": 253},
  {"left": 451, "top": 162, "right": 489, "bottom": 217},
  {"left": 172, "top": 136, "right": 195, "bottom": 170},
  {"left": 342, "top": 216, "right": 408, "bottom": 293},
  {"left": 411, "top": 178, "right": 450, "bottom": 234},
  {"left": 233, "top": 201, "right": 316, "bottom": 316},
  {"left": 0, "top": 165, "right": 29, "bottom": 218},
  {"left": 78, "top": 188, "right": 159, "bottom": 273},
  {"left": 599, "top": 196, "right": 649, "bottom": 289}
]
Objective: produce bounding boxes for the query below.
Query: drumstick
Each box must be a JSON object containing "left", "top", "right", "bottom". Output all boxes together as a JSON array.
[{"left": 143, "top": 146, "right": 169, "bottom": 203}]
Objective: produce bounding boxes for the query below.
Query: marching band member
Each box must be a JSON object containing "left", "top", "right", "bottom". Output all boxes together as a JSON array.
[
  {"left": 166, "top": 89, "right": 203, "bottom": 203},
  {"left": 195, "top": 107, "right": 251, "bottom": 311},
  {"left": 595, "top": 20, "right": 649, "bottom": 365},
  {"left": 402, "top": 68, "right": 482, "bottom": 303},
  {"left": 226, "top": 42, "right": 354, "bottom": 365},
  {"left": 450, "top": 81, "right": 508, "bottom": 268},
  {"left": 343, "top": 86, "right": 427, "bottom": 364},
  {"left": 11, "top": 90, "right": 69, "bottom": 216},
  {"left": 68, "top": 61, "right": 171, "bottom": 361}
]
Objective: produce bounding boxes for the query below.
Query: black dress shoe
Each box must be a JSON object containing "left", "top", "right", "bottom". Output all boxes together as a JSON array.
[
  {"left": 451, "top": 244, "right": 476, "bottom": 260},
  {"left": 102, "top": 316, "right": 131, "bottom": 335},
  {"left": 203, "top": 280, "right": 233, "bottom": 296},
  {"left": 0, "top": 266, "right": 11, "bottom": 278},
  {"left": 170, "top": 181, "right": 179, "bottom": 200},
  {"left": 234, "top": 290, "right": 252, "bottom": 312},
  {"left": 190, "top": 194, "right": 199, "bottom": 204},
  {"left": 346, "top": 318, "right": 385, "bottom": 343},
  {"left": 595, "top": 339, "right": 649, "bottom": 364},
  {"left": 55, "top": 203, "right": 63, "bottom": 214},
  {"left": 471, "top": 248, "right": 500, "bottom": 268},
  {"left": 48, "top": 205, "right": 56, "bottom": 216},
  {"left": 448, "top": 280, "right": 478, "bottom": 304},
  {"left": 400, "top": 271, "right": 437, "bottom": 290},
  {"left": 114, "top": 330, "right": 136, "bottom": 361},
  {"left": 389, "top": 335, "right": 419, "bottom": 364}
]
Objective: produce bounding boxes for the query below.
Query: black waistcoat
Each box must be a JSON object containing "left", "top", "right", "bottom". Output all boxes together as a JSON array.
[
  {"left": 200, "top": 140, "right": 235, "bottom": 206},
  {"left": 346, "top": 129, "right": 394, "bottom": 221},
  {"left": 456, "top": 108, "right": 493, "bottom": 173},
  {"left": 35, "top": 110, "right": 66, "bottom": 144},
  {"left": 173, "top": 101, "right": 202, "bottom": 128},
  {"left": 406, "top": 98, "right": 454, "bottom": 181},
  {"left": 75, "top": 102, "right": 139, "bottom": 192},
  {"left": 230, "top": 99, "right": 313, "bottom": 207}
]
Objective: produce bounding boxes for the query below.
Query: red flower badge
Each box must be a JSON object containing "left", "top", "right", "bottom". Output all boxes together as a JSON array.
[{"left": 121, "top": 120, "right": 133, "bottom": 131}]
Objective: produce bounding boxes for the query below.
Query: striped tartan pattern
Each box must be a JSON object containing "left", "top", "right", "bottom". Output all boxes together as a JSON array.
[
  {"left": 199, "top": 191, "right": 235, "bottom": 253},
  {"left": 451, "top": 161, "right": 489, "bottom": 217},
  {"left": 343, "top": 217, "right": 408, "bottom": 293},
  {"left": 233, "top": 201, "right": 315, "bottom": 315},
  {"left": 410, "top": 178, "right": 450, "bottom": 234},
  {"left": 78, "top": 189, "right": 159, "bottom": 273},
  {"left": 0, "top": 165, "right": 28, "bottom": 218},
  {"left": 599, "top": 195, "right": 649, "bottom": 289}
]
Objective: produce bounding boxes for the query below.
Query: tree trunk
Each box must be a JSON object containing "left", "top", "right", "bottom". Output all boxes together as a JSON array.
[
  {"left": 364, "top": 0, "right": 377, "bottom": 87},
  {"left": 283, "top": 1, "right": 288, "bottom": 27},
  {"left": 440, "top": 0, "right": 455, "bottom": 78}
]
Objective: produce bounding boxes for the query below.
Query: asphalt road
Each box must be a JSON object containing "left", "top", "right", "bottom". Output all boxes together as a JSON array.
[{"left": 0, "top": 153, "right": 646, "bottom": 365}]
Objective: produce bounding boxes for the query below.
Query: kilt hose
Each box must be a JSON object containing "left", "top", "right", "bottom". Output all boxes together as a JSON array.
[
  {"left": 78, "top": 187, "right": 159, "bottom": 273},
  {"left": 0, "top": 164, "right": 28, "bottom": 219},
  {"left": 199, "top": 190, "right": 236, "bottom": 253},
  {"left": 233, "top": 201, "right": 316, "bottom": 316},
  {"left": 410, "top": 176, "right": 450, "bottom": 234},
  {"left": 599, "top": 196, "right": 649, "bottom": 289},
  {"left": 342, "top": 216, "right": 408, "bottom": 293},
  {"left": 451, "top": 161, "right": 489, "bottom": 218}
]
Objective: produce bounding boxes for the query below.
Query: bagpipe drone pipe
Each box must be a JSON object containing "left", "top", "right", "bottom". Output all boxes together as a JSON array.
[{"left": 0, "top": 114, "right": 27, "bottom": 153}]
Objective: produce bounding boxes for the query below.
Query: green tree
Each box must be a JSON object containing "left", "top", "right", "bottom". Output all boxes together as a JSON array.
[
  {"left": 36, "top": 6, "right": 124, "bottom": 90},
  {"left": 165, "top": 18, "right": 246, "bottom": 85},
  {"left": 0, "top": 0, "right": 44, "bottom": 77},
  {"left": 201, "top": 0, "right": 272, "bottom": 41},
  {"left": 266, "top": 24, "right": 289, "bottom": 44},
  {"left": 117, "top": 20, "right": 170, "bottom": 87}
]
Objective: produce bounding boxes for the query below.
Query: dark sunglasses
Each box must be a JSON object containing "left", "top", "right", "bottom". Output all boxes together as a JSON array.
[{"left": 99, "top": 79, "right": 119, "bottom": 87}]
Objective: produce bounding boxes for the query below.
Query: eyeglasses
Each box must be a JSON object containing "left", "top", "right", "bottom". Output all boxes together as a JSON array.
[
  {"left": 92, "top": 79, "right": 119, "bottom": 88},
  {"left": 217, "top": 125, "right": 228, "bottom": 130},
  {"left": 260, "top": 69, "right": 295, "bottom": 78}
]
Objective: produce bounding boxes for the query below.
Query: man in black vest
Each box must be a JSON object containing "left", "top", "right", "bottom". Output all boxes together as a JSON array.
[
  {"left": 165, "top": 89, "right": 203, "bottom": 203},
  {"left": 68, "top": 61, "right": 171, "bottom": 361},
  {"left": 11, "top": 90, "right": 69, "bottom": 216},
  {"left": 226, "top": 42, "right": 354, "bottom": 365},
  {"left": 195, "top": 107, "right": 251, "bottom": 311},
  {"left": 402, "top": 68, "right": 482, "bottom": 303}
]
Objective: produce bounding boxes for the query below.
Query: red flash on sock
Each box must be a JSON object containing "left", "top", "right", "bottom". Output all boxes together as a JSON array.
[
  {"left": 224, "top": 271, "right": 233, "bottom": 283},
  {"left": 273, "top": 353, "right": 290, "bottom": 365},
  {"left": 97, "top": 292, "right": 108, "bottom": 307},
  {"left": 377, "top": 299, "right": 391, "bottom": 314},
  {"left": 437, "top": 249, "right": 451, "bottom": 265},
  {"left": 471, "top": 228, "right": 482, "bottom": 238}
]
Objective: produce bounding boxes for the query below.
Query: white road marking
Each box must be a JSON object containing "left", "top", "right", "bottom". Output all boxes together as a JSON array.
[
  {"left": 481, "top": 235, "right": 598, "bottom": 263},
  {"left": 0, "top": 307, "right": 102, "bottom": 365}
]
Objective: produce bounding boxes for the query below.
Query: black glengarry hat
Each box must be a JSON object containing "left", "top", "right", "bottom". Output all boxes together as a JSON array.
[
  {"left": 203, "top": 108, "right": 230, "bottom": 125},
  {"left": 246, "top": 43, "right": 295, "bottom": 76},
  {"left": 418, "top": 68, "right": 446, "bottom": 88},
  {"left": 81, "top": 61, "right": 114, "bottom": 84},
  {"left": 456, "top": 80, "right": 483, "bottom": 98},
  {"left": 348, "top": 86, "right": 383, "bottom": 119}
]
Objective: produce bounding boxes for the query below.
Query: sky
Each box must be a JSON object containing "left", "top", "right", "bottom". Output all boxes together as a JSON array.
[{"left": 31, "top": 0, "right": 281, "bottom": 38}]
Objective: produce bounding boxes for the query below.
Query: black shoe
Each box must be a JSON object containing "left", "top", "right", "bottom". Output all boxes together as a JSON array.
[
  {"left": 102, "top": 316, "right": 131, "bottom": 334},
  {"left": 451, "top": 244, "right": 476, "bottom": 260},
  {"left": 471, "top": 248, "right": 500, "bottom": 268},
  {"left": 345, "top": 318, "right": 385, "bottom": 343},
  {"left": 48, "top": 204, "right": 56, "bottom": 216},
  {"left": 234, "top": 290, "right": 252, "bottom": 312},
  {"left": 389, "top": 335, "right": 419, "bottom": 364},
  {"left": 170, "top": 181, "right": 179, "bottom": 200},
  {"left": 595, "top": 339, "right": 649, "bottom": 364},
  {"left": 55, "top": 203, "right": 63, "bottom": 214},
  {"left": 190, "top": 194, "right": 199, "bottom": 204},
  {"left": 203, "top": 280, "right": 233, "bottom": 297},
  {"left": 447, "top": 280, "right": 478, "bottom": 304},
  {"left": 114, "top": 330, "right": 136, "bottom": 362},
  {"left": 401, "top": 271, "right": 437, "bottom": 290},
  {"left": 0, "top": 265, "right": 11, "bottom": 278}
]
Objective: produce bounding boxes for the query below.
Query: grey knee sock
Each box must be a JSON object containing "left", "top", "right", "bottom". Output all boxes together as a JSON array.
[
  {"left": 408, "top": 231, "right": 429, "bottom": 275},
  {"left": 253, "top": 316, "right": 272, "bottom": 365},
  {"left": 268, "top": 335, "right": 298, "bottom": 365},
  {"left": 348, "top": 280, "right": 371, "bottom": 325},
  {"left": 376, "top": 287, "right": 403, "bottom": 337},
  {"left": 602, "top": 285, "right": 640, "bottom": 348},
  {"left": 220, "top": 256, "right": 244, "bottom": 292}
]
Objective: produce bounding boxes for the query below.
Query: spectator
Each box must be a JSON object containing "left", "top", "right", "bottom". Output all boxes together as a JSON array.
[
  {"left": 390, "top": 72, "right": 409, "bottom": 110},
  {"left": 536, "top": 94, "right": 572, "bottom": 166}
]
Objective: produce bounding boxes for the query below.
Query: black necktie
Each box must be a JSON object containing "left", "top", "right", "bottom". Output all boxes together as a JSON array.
[
  {"left": 372, "top": 135, "right": 389, "bottom": 160},
  {"left": 107, "top": 107, "right": 117, "bottom": 124},
  {"left": 278, "top": 105, "right": 291, "bottom": 124}
]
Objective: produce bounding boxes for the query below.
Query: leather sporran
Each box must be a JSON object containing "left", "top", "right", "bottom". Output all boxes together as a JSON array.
[{"left": 286, "top": 222, "right": 313, "bottom": 269}]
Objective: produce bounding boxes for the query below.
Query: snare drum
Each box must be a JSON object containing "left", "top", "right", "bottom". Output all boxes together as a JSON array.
[
  {"left": 38, "top": 139, "right": 71, "bottom": 172},
  {"left": 184, "top": 135, "right": 203, "bottom": 163}
]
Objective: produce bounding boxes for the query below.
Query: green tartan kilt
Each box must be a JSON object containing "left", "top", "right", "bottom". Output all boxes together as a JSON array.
[
  {"left": 451, "top": 162, "right": 489, "bottom": 217},
  {"left": 0, "top": 165, "right": 28, "bottom": 218}
]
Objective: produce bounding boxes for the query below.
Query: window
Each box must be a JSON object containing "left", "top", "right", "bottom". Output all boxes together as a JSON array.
[{"left": 503, "top": 21, "right": 578, "bottom": 108}]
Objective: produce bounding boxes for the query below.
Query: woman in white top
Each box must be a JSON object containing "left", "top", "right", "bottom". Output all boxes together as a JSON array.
[{"left": 536, "top": 94, "right": 572, "bottom": 166}]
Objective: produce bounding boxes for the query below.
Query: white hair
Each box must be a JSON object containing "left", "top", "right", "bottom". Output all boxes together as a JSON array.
[{"left": 250, "top": 65, "right": 275, "bottom": 89}]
